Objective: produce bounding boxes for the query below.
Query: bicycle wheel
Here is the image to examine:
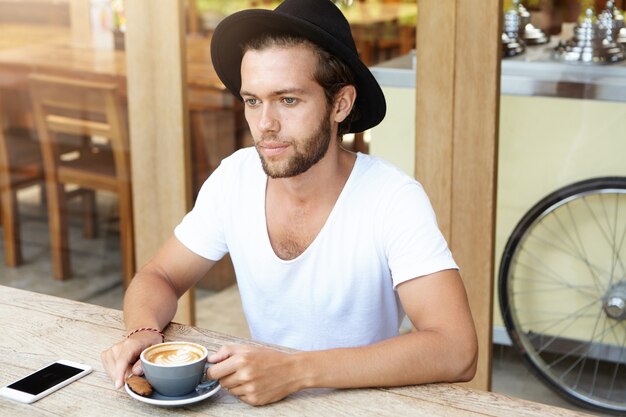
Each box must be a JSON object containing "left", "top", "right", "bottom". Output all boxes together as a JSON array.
[{"left": 499, "top": 177, "right": 626, "bottom": 414}]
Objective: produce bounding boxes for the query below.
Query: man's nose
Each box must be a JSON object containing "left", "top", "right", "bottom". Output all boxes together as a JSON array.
[{"left": 258, "top": 104, "right": 279, "bottom": 133}]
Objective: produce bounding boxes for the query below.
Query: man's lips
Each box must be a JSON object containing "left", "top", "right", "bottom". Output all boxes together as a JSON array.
[{"left": 258, "top": 141, "right": 290, "bottom": 157}]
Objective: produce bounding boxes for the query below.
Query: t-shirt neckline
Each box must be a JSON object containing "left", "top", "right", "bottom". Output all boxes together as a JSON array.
[{"left": 260, "top": 153, "right": 364, "bottom": 263}]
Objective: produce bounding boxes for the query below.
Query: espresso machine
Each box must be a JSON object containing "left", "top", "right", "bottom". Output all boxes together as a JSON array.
[
  {"left": 552, "top": 0, "right": 625, "bottom": 64},
  {"left": 502, "top": 0, "right": 550, "bottom": 57},
  {"left": 502, "top": 0, "right": 527, "bottom": 57}
]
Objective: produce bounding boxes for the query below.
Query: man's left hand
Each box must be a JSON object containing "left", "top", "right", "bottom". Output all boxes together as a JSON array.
[{"left": 207, "top": 344, "right": 306, "bottom": 406}]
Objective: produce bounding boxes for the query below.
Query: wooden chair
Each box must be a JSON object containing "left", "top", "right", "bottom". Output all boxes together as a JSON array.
[
  {"left": 29, "top": 74, "right": 134, "bottom": 287},
  {"left": 185, "top": 0, "right": 199, "bottom": 35},
  {"left": 373, "top": 20, "right": 403, "bottom": 63},
  {"left": 0, "top": 90, "right": 44, "bottom": 266},
  {"left": 188, "top": 87, "right": 239, "bottom": 196},
  {"left": 0, "top": 89, "right": 97, "bottom": 268}
]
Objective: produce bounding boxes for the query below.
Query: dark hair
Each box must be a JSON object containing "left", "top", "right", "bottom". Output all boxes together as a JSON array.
[{"left": 241, "top": 33, "right": 359, "bottom": 137}]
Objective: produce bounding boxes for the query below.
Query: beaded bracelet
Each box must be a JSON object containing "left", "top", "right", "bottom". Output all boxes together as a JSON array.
[{"left": 126, "top": 327, "right": 165, "bottom": 343}]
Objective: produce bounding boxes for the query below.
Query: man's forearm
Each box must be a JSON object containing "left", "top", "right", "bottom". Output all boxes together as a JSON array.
[
  {"left": 297, "top": 330, "right": 477, "bottom": 390},
  {"left": 122, "top": 270, "right": 180, "bottom": 333}
]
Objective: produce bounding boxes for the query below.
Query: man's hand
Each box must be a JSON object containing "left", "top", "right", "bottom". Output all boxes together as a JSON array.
[
  {"left": 100, "top": 236, "right": 216, "bottom": 390},
  {"left": 101, "top": 332, "right": 163, "bottom": 389},
  {"left": 207, "top": 344, "right": 306, "bottom": 406}
]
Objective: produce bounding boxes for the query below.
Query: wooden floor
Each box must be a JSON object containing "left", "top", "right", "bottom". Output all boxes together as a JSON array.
[{"left": 0, "top": 188, "right": 612, "bottom": 416}]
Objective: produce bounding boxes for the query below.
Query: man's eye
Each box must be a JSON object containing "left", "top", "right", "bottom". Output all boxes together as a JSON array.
[
  {"left": 282, "top": 97, "right": 297, "bottom": 105},
  {"left": 245, "top": 98, "right": 258, "bottom": 106}
]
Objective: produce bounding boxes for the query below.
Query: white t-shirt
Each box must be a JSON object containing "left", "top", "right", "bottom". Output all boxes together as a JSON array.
[{"left": 175, "top": 147, "right": 457, "bottom": 351}]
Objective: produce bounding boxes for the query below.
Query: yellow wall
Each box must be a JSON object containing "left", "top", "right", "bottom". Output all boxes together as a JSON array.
[
  {"left": 494, "top": 95, "right": 626, "bottom": 329},
  {"left": 369, "top": 87, "right": 415, "bottom": 176},
  {"left": 370, "top": 90, "right": 626, "bottom": 334}
]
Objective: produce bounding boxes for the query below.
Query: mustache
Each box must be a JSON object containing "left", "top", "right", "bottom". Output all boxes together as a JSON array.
[{"left": 257, "top": 135, "right": 292, "bottom": 145}]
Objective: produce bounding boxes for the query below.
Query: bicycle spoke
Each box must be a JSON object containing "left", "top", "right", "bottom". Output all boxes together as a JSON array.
[
  {"left": 564, "top": 203, "right": 605, "bottom": 295},
  {"left": 611, "top": 199, "right": 626, "bottom": 286},
  {"left": 534, "top": 207, "right": 605, "bottom": 296},
  {"left": 584, "top": 313, "right": 611, "bottom": 396},
  {"left": 550, "top": 306, "right": 604, "bottom": 380},
  {"left": 513, "top": 256, "right": 597, "bottom": 299},
  {"left": 600, "top": 193, "right": 625, "bottom": 289},
  {"left": 607, "top": 313, "right": 625, "bottom": 350},
  {"left": 535, "top": 215, "right": 580, "bottom": 255},
  {"left": 584, "top": 193, "right": 626, "bottom": 287},
  {"left": 511, "top": 274, "right": 597, "bottom": 289},
  {"left": 608, "top": 194, "right": 618, "bottom": 290},
  {"left": 616, "top": 221, "right": 626, "bottom": 280},
  {"left": 583, "top": 195, "right": 615, "bottom": 253},
  {"left": 512, "top": 287, "right": 597, "bottom": 296},
  {"left": 525, "top": 232, "right": 613, "bottom": 280},
  {"left": 514, "top": 312, "right": 598, "bottom": 326},
  {"left": 543, "top": 318, "right": 623, "bottom": 374},
  {"left": 523, "top": 299, "right": 598, "bottom": 353},
  {"left": 607, "top": 330, "right": 626, "bottom": 400},
  {"left": 501, "top": 180, "right": 626, "bottom": 412}
]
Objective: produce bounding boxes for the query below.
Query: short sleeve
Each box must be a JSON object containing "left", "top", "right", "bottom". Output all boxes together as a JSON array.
[
  {"left": 381, "top": 182, "right": 458, "bottom": 288},
  {"left": 174, "top": 162, "right": 229, "bottom": 261}
]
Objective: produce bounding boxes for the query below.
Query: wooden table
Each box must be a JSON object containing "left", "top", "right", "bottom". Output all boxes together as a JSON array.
[
  {"left": 0, "top": 24, "right": 69, "bottom": 51},
  {"left": 0, "top": 24, "right": 236, "bottom": 134},
  {"left": 0, "top": 27, "right": 227, "bottom": 98},
  {"left": 0, "top": 286, "right": 591, "bottom": 416},
  {"left": 0, "top": 24, "right": 238, "bottom": 161}
]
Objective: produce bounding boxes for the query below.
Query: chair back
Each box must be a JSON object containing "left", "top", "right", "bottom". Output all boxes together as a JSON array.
[
  {"left": 28, "top": 74, "right": 131, "bottom": 185},
  {"left": 0, "top": 91, "right": 9, "bottom": 188},
  {"left": 28, "top": 74, "right": 135, "bottom": 284},
  {"left": 0, "top": 88, "right": 44, "bottom": 267},
  {"left": 0, "top": 89, "right": 42, "bottom": 189}
]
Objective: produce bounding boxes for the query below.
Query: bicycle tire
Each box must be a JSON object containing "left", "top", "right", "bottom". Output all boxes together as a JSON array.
[{"left": 499, "top": 176, "right": 626, "bottom": 414}]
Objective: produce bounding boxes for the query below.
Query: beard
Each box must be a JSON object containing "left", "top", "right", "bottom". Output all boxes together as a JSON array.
[{"left": 255, "top": 109, "right": 333, "bottom": 179}]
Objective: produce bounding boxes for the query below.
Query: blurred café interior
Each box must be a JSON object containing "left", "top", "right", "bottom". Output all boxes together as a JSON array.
[{"left": 0, "top": 0, "right": 625, "bottom": 415}]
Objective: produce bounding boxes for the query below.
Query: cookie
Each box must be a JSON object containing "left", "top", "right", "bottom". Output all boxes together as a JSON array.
[{"left": 126, "top": 375, "right": 153, "bottom": 397}]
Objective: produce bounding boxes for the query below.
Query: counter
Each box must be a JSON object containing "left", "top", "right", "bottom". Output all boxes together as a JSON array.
[{"left": 371, "top": 40, "right": 626, "bottom": 102}]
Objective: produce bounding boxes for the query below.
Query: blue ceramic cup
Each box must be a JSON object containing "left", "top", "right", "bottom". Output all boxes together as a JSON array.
[{"left": 140, "top": 341, "right": 208, "bottom": 397}]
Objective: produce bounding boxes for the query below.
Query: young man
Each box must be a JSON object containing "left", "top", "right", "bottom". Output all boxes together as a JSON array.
[{"left": 102, "top": 0, "right": 477, "bottom": 406}]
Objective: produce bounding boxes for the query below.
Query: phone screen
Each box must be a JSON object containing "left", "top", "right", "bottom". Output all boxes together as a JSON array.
[{"left": 8, "top": 363, "right": 84, "bottom": 395}]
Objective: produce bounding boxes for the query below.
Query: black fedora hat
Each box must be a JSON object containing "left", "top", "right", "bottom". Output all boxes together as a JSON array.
[{"left": 210, "top": 0, "right": 386, "bottom": 133}]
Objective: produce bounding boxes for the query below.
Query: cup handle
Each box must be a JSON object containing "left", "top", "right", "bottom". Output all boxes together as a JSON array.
[{"left": 197, "top": 362, "right": 219, "bottom": 390}]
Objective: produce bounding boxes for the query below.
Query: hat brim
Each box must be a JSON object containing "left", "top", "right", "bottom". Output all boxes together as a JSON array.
[{"left": 210, "top": 10, "right": 386, "bottom": 133}]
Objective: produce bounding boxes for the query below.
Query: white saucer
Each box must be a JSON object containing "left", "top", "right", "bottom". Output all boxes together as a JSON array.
[{"left": 125, "top": 379, "right": 220, "bottom": 407}]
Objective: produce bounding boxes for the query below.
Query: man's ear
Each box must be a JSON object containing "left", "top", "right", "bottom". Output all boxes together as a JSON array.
[{"left": 333, "top": 85, "right": 357, "bottom": 124}]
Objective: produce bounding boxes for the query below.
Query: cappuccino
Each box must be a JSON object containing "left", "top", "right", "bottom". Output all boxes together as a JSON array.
[
  {"left": 140, "top": 341, "right": 209, "bottom": 396},
  {"left": 144, "top": 342, "right": 204, "bottom": 365}
]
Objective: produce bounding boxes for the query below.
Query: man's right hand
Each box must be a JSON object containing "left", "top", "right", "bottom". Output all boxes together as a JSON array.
[
  {"left": 100, "top": 236, "right": 216, "bottom": 389},
  {"left": 101, "top": 331, "right": 163, "bottom": 389}
]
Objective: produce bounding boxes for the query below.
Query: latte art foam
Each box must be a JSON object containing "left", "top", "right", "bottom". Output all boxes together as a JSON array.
[{"left": 145, "top": 344, "right": 205, "bottom": 365}]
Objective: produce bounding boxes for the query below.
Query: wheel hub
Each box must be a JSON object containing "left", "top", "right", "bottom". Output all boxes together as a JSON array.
[{"left": 604, "top": 281, "right": 626, "bottom": 321}]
